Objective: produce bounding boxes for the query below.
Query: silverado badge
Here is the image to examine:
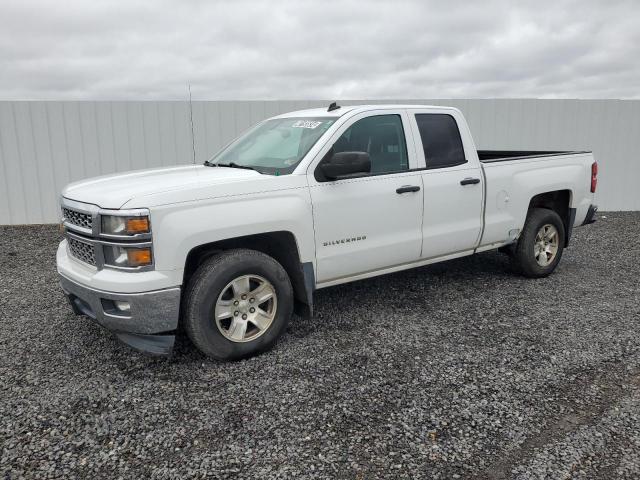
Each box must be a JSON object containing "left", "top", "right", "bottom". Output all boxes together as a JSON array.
[{"left": 323, "top": 236, "right": 367, "bottom": 247}]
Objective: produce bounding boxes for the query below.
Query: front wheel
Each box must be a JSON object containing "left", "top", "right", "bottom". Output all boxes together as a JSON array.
[
  {"left": 184, "top": 249, "right": 293, "bottom": 360},
  {"left": 511, "top": 208, "right": 565, "bottom": 278}
]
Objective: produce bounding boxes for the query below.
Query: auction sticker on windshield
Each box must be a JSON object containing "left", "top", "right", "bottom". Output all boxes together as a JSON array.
[{"left": 292, "top": 120, "right": 323, "bottom": 129}]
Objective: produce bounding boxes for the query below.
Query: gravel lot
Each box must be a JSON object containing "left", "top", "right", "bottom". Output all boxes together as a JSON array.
[{"left": 1, "top": 212, "right": 639, "bottom": 479}]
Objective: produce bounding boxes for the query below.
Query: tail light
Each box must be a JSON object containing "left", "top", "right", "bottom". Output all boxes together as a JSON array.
[{"left": 590, "top": 161, "right": 598, "bottom": 193}]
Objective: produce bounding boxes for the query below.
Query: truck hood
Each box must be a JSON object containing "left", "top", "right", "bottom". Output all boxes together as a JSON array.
[{"left": 62, "top": 165, "right": 262, "bottom": 209}]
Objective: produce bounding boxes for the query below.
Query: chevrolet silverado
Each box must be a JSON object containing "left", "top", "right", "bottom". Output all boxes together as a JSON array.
[{"left": 57, "top": 104, "right": 598, "bottom": 359}]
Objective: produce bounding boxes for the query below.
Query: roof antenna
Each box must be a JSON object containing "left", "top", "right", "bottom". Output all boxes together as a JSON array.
[
  {"left": 327, "top": 101, "right": 341, "bottom": 112},
  {"left": 188, "top": 83, "right": 196, "bottom": 165}
]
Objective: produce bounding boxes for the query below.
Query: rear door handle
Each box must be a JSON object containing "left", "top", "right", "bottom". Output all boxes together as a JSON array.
[
  {"left": 396, "top": 185, "right": 421, "bottom": 194},
  {"left": 460, "top": 177, "right": 480, "bottom": 186}
]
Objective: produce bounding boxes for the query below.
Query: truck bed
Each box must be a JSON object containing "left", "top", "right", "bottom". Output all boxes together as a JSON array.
[{"left": 478, "top": 150, "right": 591, "bottom": 163}]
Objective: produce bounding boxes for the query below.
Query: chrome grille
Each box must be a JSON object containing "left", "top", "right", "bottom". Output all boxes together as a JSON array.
[
  {"left": 63, "top": 208, "right": 92, "bottom": 230},
  {"left": 68, "top": 236, "right": 96, "bottom": 266}
]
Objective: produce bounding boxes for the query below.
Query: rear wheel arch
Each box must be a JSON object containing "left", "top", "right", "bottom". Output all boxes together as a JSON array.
[
  {"left": 526, "top": 189, "right": 573, "bottom": 246},
  {"left": 512, "top": 207, "right": 566, "bottom": 278}
]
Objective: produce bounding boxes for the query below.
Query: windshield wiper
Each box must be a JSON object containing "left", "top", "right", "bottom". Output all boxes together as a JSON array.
[
  {"left": 212, "top": 162, "right": 260, "bottom": 172},
  {"left": 203, "top": 160, "right": 263, "bottom": 173}
]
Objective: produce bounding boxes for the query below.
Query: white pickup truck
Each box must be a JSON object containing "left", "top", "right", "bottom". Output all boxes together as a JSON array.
[{"left": 57, "top": 104, "right": 598, "bottom": 359}]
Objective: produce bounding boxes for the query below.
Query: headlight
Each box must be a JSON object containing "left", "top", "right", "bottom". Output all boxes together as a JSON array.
[
  {"left": 101, "top": 214, "right": 150, "bottom": 235},
  {"left": 104, "top": 245, "right": 153, "bottom": 268}
]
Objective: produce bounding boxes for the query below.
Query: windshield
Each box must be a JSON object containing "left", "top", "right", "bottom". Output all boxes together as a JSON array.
[{"left": 209, "top": 117, "right": 336, "bottom": 175}]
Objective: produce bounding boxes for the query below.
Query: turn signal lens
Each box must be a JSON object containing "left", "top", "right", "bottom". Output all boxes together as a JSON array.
[
  {"left": 103, "top": 245, "right": 153, "bottom": 268},
  {"left": 126, "top": 248, "right": 152, "bottom": 267},
  {"left": 126, "top": 217, "right": 150, "bottom": 233}
]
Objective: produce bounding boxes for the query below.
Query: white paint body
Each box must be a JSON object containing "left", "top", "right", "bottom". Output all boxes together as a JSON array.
[{"left": 57, "top": 105, "right": 596, "bottom": 294}]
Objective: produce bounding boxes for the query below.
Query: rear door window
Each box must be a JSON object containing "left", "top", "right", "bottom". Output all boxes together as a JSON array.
[{"left": 415, "top": 114, "right": 466, "bottom": 169}]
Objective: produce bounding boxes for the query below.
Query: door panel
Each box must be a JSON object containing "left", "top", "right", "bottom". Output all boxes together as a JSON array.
[
  {"left": 420, "top": 167, "right": 483, "bottom": 258},
  {"left": 407, "top": 110, "right": 484, "bottom": 258},
  {"left": 310, "top": 172, "right": 424, "bottom": 282},
  {"left": 308, "top": 110, "right": 423, "bottom": 283}
]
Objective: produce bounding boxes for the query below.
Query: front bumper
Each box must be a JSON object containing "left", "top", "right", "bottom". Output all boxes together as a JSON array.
[{"left": 59, "top": 274, "right": 181, "bottom": 355}]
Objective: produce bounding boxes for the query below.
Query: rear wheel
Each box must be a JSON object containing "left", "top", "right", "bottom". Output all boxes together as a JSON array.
[
  {"left": 511, "top": 208, "right": 565, "bottom": 278},
  {"left": 184, "top": 249, "right": 293, "bottom": 360}
]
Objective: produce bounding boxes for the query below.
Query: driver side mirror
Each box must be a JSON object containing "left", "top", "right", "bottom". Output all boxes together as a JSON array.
[{"left": 318, "top": 151, "right": 371, "bottom": 181}]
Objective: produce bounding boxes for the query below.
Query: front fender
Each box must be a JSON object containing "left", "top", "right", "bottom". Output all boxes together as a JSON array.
[{"left": 149, "top": 188, "right": 316, "bottom": 273}]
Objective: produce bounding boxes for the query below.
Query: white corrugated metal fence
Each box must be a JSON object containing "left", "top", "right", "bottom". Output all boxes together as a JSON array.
[{"left": 0, "top": 99, "right": 638, "bottom": 224}]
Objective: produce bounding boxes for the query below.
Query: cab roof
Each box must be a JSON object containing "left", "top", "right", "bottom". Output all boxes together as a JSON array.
[{"left": 271, "top": 104, "right": 456, "bottom": 119}]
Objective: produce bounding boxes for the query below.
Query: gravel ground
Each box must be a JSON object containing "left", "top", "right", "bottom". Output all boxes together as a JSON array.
[{"left": 1, "top": 212, "right": 639, "bottom": 479}]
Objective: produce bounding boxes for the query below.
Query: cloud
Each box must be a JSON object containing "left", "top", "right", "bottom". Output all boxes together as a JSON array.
[{"left": 0, "top": 0, "right": 638, "bottom": 99}]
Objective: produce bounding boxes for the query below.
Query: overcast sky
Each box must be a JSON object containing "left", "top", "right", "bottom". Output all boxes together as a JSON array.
[{"left": 1, "top": 0, "right": 638, "bottom": 100}]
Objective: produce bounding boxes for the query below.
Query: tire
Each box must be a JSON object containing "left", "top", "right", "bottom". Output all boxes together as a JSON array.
[
  {"left": 183, "top": 249, "right": 293, "bottom": 360},
  {"left": 511, "top": 208, "right": 565, "bottom": 278}
]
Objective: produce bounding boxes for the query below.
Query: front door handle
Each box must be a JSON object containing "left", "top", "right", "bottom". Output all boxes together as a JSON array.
[
  {"left": 460, "top": 177, "right": 480, "bottom": 186},
  {"left": 396, "top": 185, "right": 421, "bottom": 194}
]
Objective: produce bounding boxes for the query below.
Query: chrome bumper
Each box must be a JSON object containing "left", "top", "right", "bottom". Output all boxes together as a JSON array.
[{"left": 59, "top": 274, "right": 181, "bottom": 355}]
